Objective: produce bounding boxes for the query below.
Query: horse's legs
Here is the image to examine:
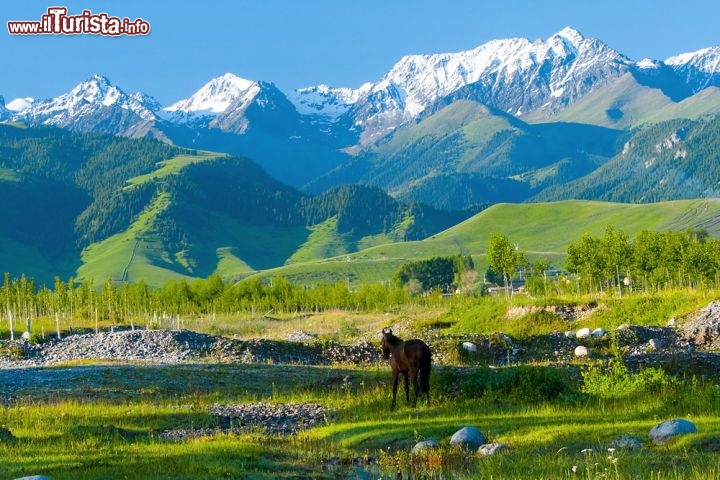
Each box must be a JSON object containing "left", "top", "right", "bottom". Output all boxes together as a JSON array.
[
  {"left": 402, "top": 372, "right": 410, "bottom": 404},
  {"left": 391, "top": 370, "right": 399, "bottom": 409},
  {"left": 410, "top": 369, "right": 420, "bottom": 407}
]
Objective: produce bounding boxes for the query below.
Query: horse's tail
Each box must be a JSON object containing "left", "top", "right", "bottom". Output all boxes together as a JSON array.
[{"left": 419, "top": 344, "right": 432, "bottom": 394}]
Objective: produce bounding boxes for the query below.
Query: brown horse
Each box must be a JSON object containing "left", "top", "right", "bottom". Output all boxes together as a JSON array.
[{"left": 381, "top": 327, "right": 432, "bottom": 409}]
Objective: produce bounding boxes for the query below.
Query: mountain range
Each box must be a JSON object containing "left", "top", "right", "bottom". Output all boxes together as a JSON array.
[
  {"left": 3, "top": 28, "right": 720, "bottom": 194},
  {"left": 3, "top": 27, "right": 720, "bottom": 285}
]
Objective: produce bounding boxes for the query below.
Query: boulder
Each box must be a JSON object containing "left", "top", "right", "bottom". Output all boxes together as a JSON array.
[
  {"left": 410, "top": 439, "right": 439, "bottom": 455},
  {"left": 649, "top": 418, "right": 697, "bottom": 445},
  {"left": 574, "top": 345, "right": 590, "bottom": 358},
  {"left": 478, "top": 442, "right": 510, "bottom": 456},
  {"left": 576, "top": 328, "right": 592, "bottom": 339},
  {"left": 449, "top": 426, "right": 486, "bottom": 450}
]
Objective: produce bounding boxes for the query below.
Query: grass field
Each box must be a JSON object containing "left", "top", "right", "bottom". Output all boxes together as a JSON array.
[
  {"left": 77, "top": 190, "right": 720, "bottom": 288},
  {"left": 0, "top": 361, "right": 718, "bottom": 479},
  {"left": 252, "top": 198, "right": 720, "bottom": 287},
  {"left": 124, "top": 151, "right": 228, "bottom": 188},
  {"left": 1, "top": 291, "right": 719, "bottom": 478}
]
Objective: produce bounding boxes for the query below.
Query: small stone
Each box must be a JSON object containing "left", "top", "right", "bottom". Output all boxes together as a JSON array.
[
  {"left": 410, "top": 439, "right": 439, "bottom": 455},
  {"left": 648, "top": 338, "right": 661, "bottom": 351},
  {"left": 478, "top": 442, "right": 510, "bottom": 456},
  {"left": 461, "top": 342, "right": 477, "bottom": 353},
  {"left": 574, "top": 345, "right": 590, "bottom": 357},
  {"left": 576, "top": 328, "right": 592, "bottom": 339},
  {"left": 564, "top": 330, "right": 575, "bottom": 338},
  {"left": 591, "top": 328, "right": 607, "bottom": 338},
  {"left": 449, "top": 426, "right": 486, "bottom": 450}
]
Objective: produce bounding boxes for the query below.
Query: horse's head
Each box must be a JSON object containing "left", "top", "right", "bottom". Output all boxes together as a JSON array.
[{"left": 381, "top": 327, "right": 393, "bottom": 359}]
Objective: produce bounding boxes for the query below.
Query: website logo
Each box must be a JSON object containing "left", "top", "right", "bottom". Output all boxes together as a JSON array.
[{"left": 8, "top": 7, "right": 150, "bottom": 36}]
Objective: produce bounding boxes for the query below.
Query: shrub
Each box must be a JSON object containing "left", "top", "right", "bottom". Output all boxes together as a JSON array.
[{"left": 582, "top": 358, "right": 677, "bottom": 398}]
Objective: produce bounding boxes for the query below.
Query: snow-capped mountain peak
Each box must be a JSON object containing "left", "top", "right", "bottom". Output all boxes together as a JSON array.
[
  {"left": 5, "top": 97, "right": 35, "bottom": 112},
  {"left": 344, "top": 26, "right": 631, "bottom": 142},
  {"left": 665, "top": 46, "right": 720, "bottom": 92},
  {"left": 69, "top": 74, "right": 121, "bottom": 107},
  {"left": 665, "top": 46, "right": 720, "bottom": 70},
  {"left": 14, "top": 75, "right": 160, "bottom": 135},
  {"left": 288, "top": 82, "right": 372, "bottom": 119},
  {"left": 636, "top": 58, "right": 662, "bottom": 69},
  {"left": 164, "top": 73, "right": 259, "bottom": 116},
  {"left": 552, "top": 26, "right": 585, "bottom": 46}
]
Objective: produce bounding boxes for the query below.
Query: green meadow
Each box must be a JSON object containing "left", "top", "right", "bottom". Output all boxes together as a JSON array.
[
  {"left": 1, "top": 292, "right": 719, "bottom": 479},
  {"left": 252, "top": 198, "right": 720, "bottom": 286}
]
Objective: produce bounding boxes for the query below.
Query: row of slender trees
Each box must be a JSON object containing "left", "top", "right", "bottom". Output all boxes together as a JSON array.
[
  {"left": 0, "top": 274, "right": 421, "bottom": 328},
  {"left": 488, "top": 226, "right": 720, "bottom": 295},
  {"left": 3, "top": 226, "right": 720, "bottom": 332}
]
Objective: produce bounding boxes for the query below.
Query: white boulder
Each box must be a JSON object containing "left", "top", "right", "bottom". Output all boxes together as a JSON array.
[
  {"left": 576, "top": 327, "right": 592, "bottom": 339},
  {"left": 574, "top": 345, "right": 590, "bottom": 358}
]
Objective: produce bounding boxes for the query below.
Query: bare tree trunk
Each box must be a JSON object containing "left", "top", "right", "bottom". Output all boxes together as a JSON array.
[
  {"left": 55, "top": 312, "right": 61, "bottom": 340},
  {"left": 7, "top": 309, "right": 14, "bottom": 341}
]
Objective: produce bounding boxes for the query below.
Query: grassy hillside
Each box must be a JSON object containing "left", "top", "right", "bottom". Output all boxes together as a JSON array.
[
  {"left": 308, "top": 100, "right": 623, "bottom": 210},
  {"left": 530, "top": 73, "right": 720, "bottom": 129},
  {"left": 77, "top": 156, "right": 469, "bottom": 287},
  {"left": 535, "top": 118, "right": 720, "bottom": 203},
  {"left": 251, "top": 199, "right": 720, "bottom": 286},
  {"left": 124, "top": 151, "right": 227, "bottom": 187}
]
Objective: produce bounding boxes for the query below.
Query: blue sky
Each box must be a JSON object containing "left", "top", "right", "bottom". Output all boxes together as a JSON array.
[{"left": 2, "top": 0, "right": 720, "bottom": 105}]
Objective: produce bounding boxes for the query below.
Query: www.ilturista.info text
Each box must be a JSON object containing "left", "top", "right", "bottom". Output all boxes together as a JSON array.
[{"left": 7, "top": 7, "right": 150, "bottom": 36}]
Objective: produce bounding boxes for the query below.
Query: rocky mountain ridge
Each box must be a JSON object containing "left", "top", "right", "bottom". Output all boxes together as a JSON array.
[{"left": 6, "top": 27, "right": 720, "bottom": 146}]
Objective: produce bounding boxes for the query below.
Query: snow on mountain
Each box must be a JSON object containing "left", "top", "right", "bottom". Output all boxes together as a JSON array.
[
  {"left": 636, "top": 58, "right": 662, "bottom": 69},
  {"left": 288, "top": 83, "right": 372, "bottom": 119},
  {"left": 345, "top": 26, "right": 633, "bottom": 142},
  {"left": 163, "top": 73, "right": 260, "bottom": 124},
  {"left": 16, "top": 75, "right": 161, "bottom": 135},
  {"left": 5, "top": 97, "right": 34, "bottom": 112},
  {"left": 666, "top": 46, "right": 720, "bottom": 92},
  {"left": 4, "top": 27, "right": 720, "bottom": 147}
]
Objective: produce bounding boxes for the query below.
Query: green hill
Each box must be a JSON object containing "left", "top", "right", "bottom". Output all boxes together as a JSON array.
[
  {"left": 78, "top": 158, "right": 470, "bottom": 286},
  {"left": 250, "top": 199, "right": 720, "bottom": 286},
  {"left": 0, "top": 125, "right": 469, "bottom": 286}
]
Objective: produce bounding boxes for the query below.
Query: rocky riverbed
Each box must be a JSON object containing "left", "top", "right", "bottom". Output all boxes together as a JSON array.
[
  {"left": 0, "top": 329, "right": 381, "bottom": 368},
  {"left": 2, "top": 301, "right": 720, "bottom": 372}
]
